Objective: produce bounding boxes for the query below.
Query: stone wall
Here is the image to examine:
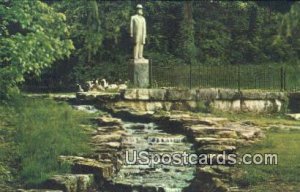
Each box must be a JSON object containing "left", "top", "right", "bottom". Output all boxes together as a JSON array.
[
  {"left": 120, "top": 88, "right": 286, "bottom": 113},
  {"left": 76, "top": 88, "right": 287, "bottom": 113}
]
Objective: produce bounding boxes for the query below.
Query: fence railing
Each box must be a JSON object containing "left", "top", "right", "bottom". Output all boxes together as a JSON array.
[{"left": 149, "top": 62, "right": 299, "bottom": 91}]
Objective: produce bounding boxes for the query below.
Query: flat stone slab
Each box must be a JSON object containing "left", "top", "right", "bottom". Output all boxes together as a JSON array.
[
  {"left": 287, "top": 113, "right": 300, "bottom": 120},
  {"left": 195, "top": 137, "right": 236, "bottom": 145},
  {"left": 42, "top": 174, "right": 94, "bottom": 192}
]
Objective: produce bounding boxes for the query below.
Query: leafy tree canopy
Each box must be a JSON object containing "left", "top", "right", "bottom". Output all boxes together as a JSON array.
[{"left": 0, "top": 0, "right": 73, "bottom": 98}]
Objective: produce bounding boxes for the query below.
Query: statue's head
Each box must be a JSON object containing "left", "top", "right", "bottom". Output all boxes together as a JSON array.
[{"left": 136, "top": 4, "right": 143, "bottom": 15}]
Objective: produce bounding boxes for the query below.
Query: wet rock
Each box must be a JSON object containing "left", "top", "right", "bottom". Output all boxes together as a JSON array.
[
  {"left": 197, "top": 166, "right": 223, "bottom": 178},
  {"left": 42, "top": 174, "right": 94, "bottom": 192},
  {"left": 91, "top": 134, "right": 122, "bottom": 143},
  {"left": 212, "top": 177, "right": 229, "bottom": 192},
  {"left": 147, "top": 135, "right": 186, "bottom": 143},
  {"left": 74, "top": 160, "right": 114, "bottom": 179},
  {"left": 58, "top": 156, "right": 114, "bottom": 180},
  {"left": 97, "top": 116, "right": 122, "bottom": 126},
  {"left": 95, "top": 127, "right": 126, "bottom": 134}
]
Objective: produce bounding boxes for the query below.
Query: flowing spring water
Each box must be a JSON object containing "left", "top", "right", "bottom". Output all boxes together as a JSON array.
[
  {"left": 112, "top": 122, "right": 195, "bottom": 192},
  {"left": 73, "top": 105, "right": 196, "bottom": 192}
]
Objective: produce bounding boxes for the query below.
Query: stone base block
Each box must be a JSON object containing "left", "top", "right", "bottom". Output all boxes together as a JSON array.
[{"left": 129, "top": 59, "right": 149, "bottom": 88}]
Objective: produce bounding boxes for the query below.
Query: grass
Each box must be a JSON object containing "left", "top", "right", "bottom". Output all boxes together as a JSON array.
[
  {"left": 0, "top": 96, "right": 94, "bottom": 187},
  {"left": 233, "top": 129, "right": 300, "bottom": 191}
]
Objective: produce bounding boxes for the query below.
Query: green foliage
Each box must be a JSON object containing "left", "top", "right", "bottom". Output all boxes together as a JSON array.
[
  {"left": 0, "top": 97, "right": 90, "bottom": 186},
  {"left": 176, "top": 2, "right": 197, "bottom": 65},
  {"left": 3, "top": 1, "right": 298, "bottom": 91},
  {"left": 0, "top": 0, "right": 74, "bottom": 97}
]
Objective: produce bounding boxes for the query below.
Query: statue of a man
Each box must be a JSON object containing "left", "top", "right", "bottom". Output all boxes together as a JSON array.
[{"left": 130, "top": 4, "right": 146, "bottom": 59}]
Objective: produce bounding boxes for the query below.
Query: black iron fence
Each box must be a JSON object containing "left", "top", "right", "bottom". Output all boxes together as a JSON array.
[{"left": 150, "top": 61, "right": 300, "bottom": 91}]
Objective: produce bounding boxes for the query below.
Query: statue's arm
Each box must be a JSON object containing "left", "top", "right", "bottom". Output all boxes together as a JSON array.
[{"left": 130, "top": 16, "right": 133, "bottom": 37}]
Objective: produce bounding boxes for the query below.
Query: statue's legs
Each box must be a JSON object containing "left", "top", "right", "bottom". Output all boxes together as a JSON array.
[
  {"left": 138, "top": 44, "right": 144, "bottom": 59},
  {"left": 134, "top": 44, "right": 139, "bottom": 59}
]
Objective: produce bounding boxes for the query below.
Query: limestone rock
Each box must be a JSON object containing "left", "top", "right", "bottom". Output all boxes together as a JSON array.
[
  {"left": 217, "top": 89, "right": 240, "bottom": 100},
  {"left": 195, "top": 137, "right": 236, "bottom": 146},
  {"left": 287, "top": 113, "right": 300, "bottom": 120},
  {"left": 97, "top": 116, "right": 122, "bottom": 126},
  {"left": 166, "top": 89, "right": 196, "bottom": 101},
  {"left": 148, "top": 89, "right": 166, "bottom": 100},
  {"left": 137, "top": 89, "right": 149, "bottom": 100},
  {"left": 198, "top": 145, "right": 236, "bottom": 153},
  {"left": 72, "top": 159, "right": 114, "bottom": 180},
  {"left": 58, "top": 156, "right": 114, "bottom": 180},
  {"left": 42, "top": 174, "right": 94, "bottom": 192},
  {"left": 196, "top": 88, "right": 219, "bottom": 100},
  {"left": 91, "top": 134, "right": 122, "bottom": 143},
  {"left": 123, "top": 89, "right": 138, "bottom": 100}
]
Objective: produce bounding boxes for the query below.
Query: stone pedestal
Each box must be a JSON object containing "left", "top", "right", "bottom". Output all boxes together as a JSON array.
[{"left": 129, "top": 59, "right": 149, "bottom": 88}]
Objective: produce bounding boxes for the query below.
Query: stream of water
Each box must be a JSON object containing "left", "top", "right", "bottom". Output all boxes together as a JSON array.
[{"left": 73, "top": 105, "right": 196, "bottom": 192}]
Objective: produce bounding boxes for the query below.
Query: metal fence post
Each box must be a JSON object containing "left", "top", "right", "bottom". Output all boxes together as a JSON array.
[
  {"left": 149, "top": 59, "right": 152, "bottom": 88},
  {"left": 238, "top": 63, "right": 241, "bottom": 91},
  {"left": 280, "top": 66, "right": 284, "bottom": 91},
  {"left": 189, "top": 62, "right": 192, "bottom": 89},
  {"left": 284, "top": 67, "right": 286, "bottom": 91}
]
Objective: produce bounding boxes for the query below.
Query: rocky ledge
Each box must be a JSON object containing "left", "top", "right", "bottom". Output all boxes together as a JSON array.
[
  {"left": 103, "top": 106, "right": 264, "bottom": 192},
  {"left": 19, "top": 102, "right": 265, "bottom": 192}
]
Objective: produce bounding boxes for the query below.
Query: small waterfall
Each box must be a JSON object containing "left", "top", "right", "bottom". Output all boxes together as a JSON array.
[
  {"left": 72, "top": 105, "right": 196, "bottom": 192},
  {"left": 113, "top": 121, "right": 195, "bottom": 192},
  {"left": 148, "top": 136, "right": 186, "bottom": 144}
]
